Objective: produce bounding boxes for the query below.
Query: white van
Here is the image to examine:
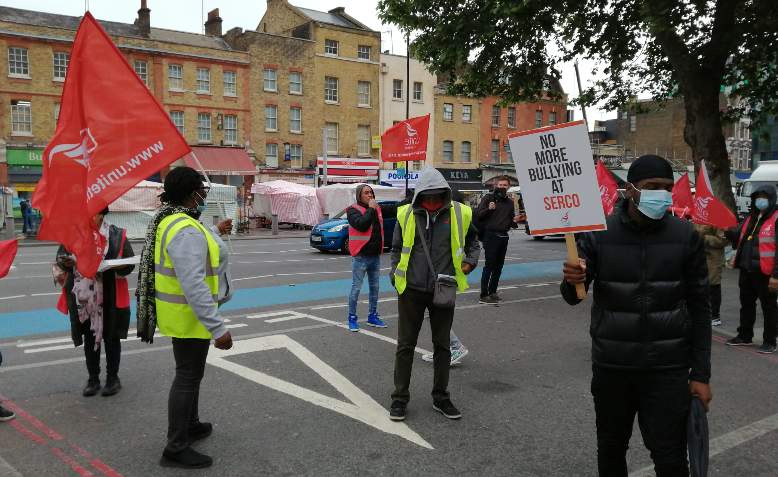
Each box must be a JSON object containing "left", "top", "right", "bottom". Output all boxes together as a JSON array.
[{"left": 737, "top": 162, "right": 778, "bottom": 217}]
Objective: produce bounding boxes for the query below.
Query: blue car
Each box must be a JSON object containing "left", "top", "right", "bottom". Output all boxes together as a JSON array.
[{"left": 310, "top": 201, "right": 398, "bottom": 253}]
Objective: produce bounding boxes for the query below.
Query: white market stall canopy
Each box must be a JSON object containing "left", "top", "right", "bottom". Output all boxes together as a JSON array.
[
  {"left": 251, "top": 180, "right": 322, "bottom": 226},
  {"left": 315, "top": 182, "right": 404, "bottom": 218}
]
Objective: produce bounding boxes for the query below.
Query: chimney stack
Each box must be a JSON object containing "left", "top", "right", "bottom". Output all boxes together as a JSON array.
[
  {"left": 205, "top": 8, "right": 223, "bottom": 37},
  {"left": 135, "top": 0, "right": 151, "bottom": 37}
]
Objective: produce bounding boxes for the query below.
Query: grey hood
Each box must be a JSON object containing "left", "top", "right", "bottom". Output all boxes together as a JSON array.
[{"left": 412, "top": 167, "right": 451, "bottom": 207}]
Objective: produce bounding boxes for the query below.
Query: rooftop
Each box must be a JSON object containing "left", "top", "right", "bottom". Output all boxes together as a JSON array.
[{"left": 293, "top": 5, "right": 374, "bottom": 32}]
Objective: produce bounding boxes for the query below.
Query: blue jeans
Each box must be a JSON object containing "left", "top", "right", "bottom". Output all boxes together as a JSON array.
[{"left": 349, "top": 255, "right": 380, "bottom": 317}]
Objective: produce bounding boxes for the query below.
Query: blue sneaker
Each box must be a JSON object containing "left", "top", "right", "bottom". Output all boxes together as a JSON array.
[
  {"left": 366, "top": 313, "right": 388, "bottom": 328},
  {"left": 348, "top": 314, "right": 359, "bottom": 332}
]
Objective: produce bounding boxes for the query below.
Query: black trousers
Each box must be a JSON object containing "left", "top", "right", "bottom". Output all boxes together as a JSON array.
[
  {"left": 392, "top": 288, "right": 454, "bottom": 403},
  {"left": 480, "top": 231, "right": 509, "bottom": 297},
  {"left": 166, "top": 338, "right": 210, "bottom": 454},
  {"left": 738, "top": 270, "right": 778, "bottom": 345},
  {"left": 83, "top": 329, "right": 121, "bottom": 381},
  {"left": 592, "top": 366, "right": 690, "bottom": 477},
  {"left": 710, "top": 284, "right": 721, "bottom": 319}
]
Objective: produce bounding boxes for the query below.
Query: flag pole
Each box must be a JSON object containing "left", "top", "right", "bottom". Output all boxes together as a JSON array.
[{"left": 189, "top": 151, "right": 233, "bottom": 251}]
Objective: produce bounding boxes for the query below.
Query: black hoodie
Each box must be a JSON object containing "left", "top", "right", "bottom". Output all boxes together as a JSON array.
[{"left": 732, "top": 184, "right": 778, "bottom": 277}]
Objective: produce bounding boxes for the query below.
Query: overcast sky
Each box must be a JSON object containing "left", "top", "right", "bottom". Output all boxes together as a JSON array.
[{"left": 5, "top": 0, "right": 613, "bottom": 125}]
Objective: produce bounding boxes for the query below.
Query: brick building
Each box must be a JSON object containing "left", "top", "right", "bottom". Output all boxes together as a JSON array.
[{"left": 0, "top": 3, "right": 255, "bottom": 196}]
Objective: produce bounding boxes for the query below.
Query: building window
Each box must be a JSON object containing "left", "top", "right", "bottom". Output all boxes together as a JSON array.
[
  {"left": 534, "top": 110, "right": 542, "bottom": 128},
  {"left": 324, "top": 39, "right": 339, "bottom": 56},
  {"left": 549, "top": 111, "right": 557, "bottom": 126},
  {"left": 357, "top": 81, "right": 371, "bottom": 107},
  {"left": 491, "top": 139, "right": 500, "bottom": 162},
  {"left": 462, "top": 105, "right": 472, "bottom": 122},
  {"left": 223, "top": 114, "right": 237, "bottom": 145},
  {"left": 442, "top": 141, "right": 453, "bottom": 162},
  {"left": 461, "top": 141, "right": 471, "bottom": 163},
  {"left": 492, "top": 106, "right": 501, "bottom": 127},
  {"left": 443, "top": 103, "right": 453, "bottom": 121},
  {"left": 289, "top": 107, "right": 302, "bottom": 133},
  {"left": 170, "top": 111, "right": 185, "bottom": 134},
  {"left": 325, "top": 122, "right": 338, "bottom": 154},
  {"left": 265, "top": 105, "right": 278, "bottom": 131},
  {"left": 289, "top": 71, "right": 302, "bottom": 94},
  {"left": 53, "top": 52, "right": 69, "bottom": 81},
  {"left": 223, "top": 70, "right": 237, "bottom": 96},
  {"left": 197, "top": 113, "right": 211, "bottom": 142},
  {"left": 263, "top": 68, "right": 277, "bottom": 92},
  {"left": 8, "top": 47, "right": 29, "bottom": 77},
  {"left": 168, "top": 64, "right": 183, "bottom": 90},
  {"left": 392, "top": 79, "right": 403, "bottom": 100},
  {"left": 10, "top": 100, "right": 32, "bottom": 135},
  {"left": 134, "top": 60, "right": 148, "bottom": 85},
  {"left": 196, "top": 68, "right": 210, "bottom": 93},
  {"left": 357, "top": 45, "right": 371, "bottom": 60},
  {"left": 413, "top": 82, "right": 423, "bottom": 101},
  {"left": 325, "top": 76, "right": 338, "bottom": 103},
  {"left": 290, "top": 144, "right": 302, "bottom": 167},
  {"left": 357, "top": 125, "right": 371, "bottom": 156},
  {"left": 54, "top": 102, "right": 60, "bottom": 124},
  {"left": 265, "top": 143, "right": 278, "bottom": 167},
  {"left": 629, "top": 115, "right": 637, "bottom": 132},
  {"left": 507, "top": 107, "right": 516, "bottom": 128}
]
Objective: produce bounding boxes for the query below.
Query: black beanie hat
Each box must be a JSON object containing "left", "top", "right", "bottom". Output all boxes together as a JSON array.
[{"left": 627, "top": 155, "right": 674, "bottom": 184}]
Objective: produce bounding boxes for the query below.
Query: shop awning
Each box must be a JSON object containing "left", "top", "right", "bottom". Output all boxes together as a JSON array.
[{"left": 183, "top": 146, "right": 256, "bottom": 176}]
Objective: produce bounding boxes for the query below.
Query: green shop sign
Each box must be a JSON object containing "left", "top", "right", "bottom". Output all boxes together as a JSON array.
[{"left": 7, "top": 148, "right": 44, "bottom": 166}]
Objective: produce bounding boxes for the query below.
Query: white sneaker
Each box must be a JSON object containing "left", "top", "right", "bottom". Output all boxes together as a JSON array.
[
  {"left": 450, "top": 346, "right": 469, "bottom": 365},
  {"left": 421, "top": 352, "right": 434, "bottom": 362}
]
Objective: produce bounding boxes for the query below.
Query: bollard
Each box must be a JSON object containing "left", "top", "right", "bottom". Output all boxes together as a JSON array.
[{"left": 271, "top": 214, "right": 279, "bottom": 235}]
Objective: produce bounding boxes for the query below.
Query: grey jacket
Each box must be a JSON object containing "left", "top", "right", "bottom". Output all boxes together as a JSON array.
[
  {"left": 390, "top": 168, "right": 480, "bottom": 293},
  {"left": 166, "top": 224, "right": 231, "bottom": 339}
]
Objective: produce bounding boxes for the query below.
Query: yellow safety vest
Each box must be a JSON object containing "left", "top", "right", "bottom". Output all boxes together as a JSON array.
[
  {"left": 154, "top": 213, "right": 220, "bottom": 339},
  {"left": 393, "top": 201, "right": 472, "bottom": 295}
]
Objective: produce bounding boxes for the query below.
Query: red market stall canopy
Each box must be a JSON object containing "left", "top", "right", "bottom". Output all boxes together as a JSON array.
[{"left": 183, "top": 146, "right": 256, "bottom": 176}]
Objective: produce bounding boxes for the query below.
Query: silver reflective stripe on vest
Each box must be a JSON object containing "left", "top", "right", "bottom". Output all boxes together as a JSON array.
[
  {"left": 403, "top": 207, "right": 414, "bottom": 229},
  {"left": 452, "top": 202, "right": 465, "bottom": 257},
  {"left": 155, "top": 290, "right": 218, "bottom": 304},
  {"left": 401, "top": 246, "right": 412, "bottom": 254},
  {"left": 156, "top": 216, "right": 189, "bottom": 267},
  {"left": 394, "top": 269, "right": 406, "bottom": 277},
  {"left": 350, "top": 236, "right": 370, "bottom": 241},
  {"left": 762, "top": 251, "right": 775, "bottom": 257}
]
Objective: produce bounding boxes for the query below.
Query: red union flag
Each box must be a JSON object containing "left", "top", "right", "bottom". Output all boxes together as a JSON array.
[
  {"left": 595, "top": 161, "right": 619, "bottom": 216},
  {"left": 0, "top": 239, "right": 18, "bottom": 279},
  {"left": 671, "top": 173, "right": 694, "bottom": 218},
  {"left": 692, "top": 161, "right": 737, "bottom": 229},
  {"left": 32, "top": 12, "right": 190, "bottom": 277},
  {"left": 381, "top": 114, "right": 430, "bottom": 162}
]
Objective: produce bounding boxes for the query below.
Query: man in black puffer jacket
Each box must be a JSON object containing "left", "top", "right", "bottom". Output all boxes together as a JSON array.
[{"left": 562, "top": 155, "right": 712, "bottom": 477}]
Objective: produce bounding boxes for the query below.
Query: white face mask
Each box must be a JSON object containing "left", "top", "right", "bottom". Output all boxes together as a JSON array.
[{"left": 630, "top": 184, "right": 672, "bottom": 220}]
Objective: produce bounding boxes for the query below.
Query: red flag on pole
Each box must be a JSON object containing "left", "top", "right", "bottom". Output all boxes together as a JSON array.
[
  {"left": 595, "top": 161, "right": 619, "bottom": 216},
  {"left": 380, "top": 114, "right": 430, "bottom": 162},
  {"left": 671, "top": 173, "right": 694, "bottom": 218},
  {"left": 32, "top": 12, "right": 191, "bottom": 277},
  {"left": 0, "top": 239, "right": 18, "bottom": 279},
  {"left": 692, "top": 161, "right": 738, "bottom": 228}
]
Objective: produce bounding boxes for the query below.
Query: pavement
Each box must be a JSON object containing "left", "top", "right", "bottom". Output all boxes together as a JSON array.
[{"left": 0, "top": 233, "right": 776, "bottom": 476}]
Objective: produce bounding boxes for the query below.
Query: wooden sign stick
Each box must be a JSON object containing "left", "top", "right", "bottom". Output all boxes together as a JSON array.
[{"left": 565, "top": 233, "right": 587, "bottom": 300}]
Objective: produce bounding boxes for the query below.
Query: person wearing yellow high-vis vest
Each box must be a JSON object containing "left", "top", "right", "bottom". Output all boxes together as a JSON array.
[
  {"left": 139, "top": 168, "right": 233, "bottom": 470},
  {"left": 388, "top": 168, "right": 480, "bottom": 422}
]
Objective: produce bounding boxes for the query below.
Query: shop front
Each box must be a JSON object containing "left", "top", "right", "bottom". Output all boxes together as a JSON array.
[
  {"left": 6, "top": 147, "right": 43, "bottom": 200},
  {"left": 437, "top": 168, "right": 484, "bottom": 206},
  {"left": 379, "top": 169, "right": 420, "bottom": 189}
]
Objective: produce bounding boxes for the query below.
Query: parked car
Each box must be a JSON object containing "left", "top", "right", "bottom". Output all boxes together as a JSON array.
[{"left": 309, "top": 201, "right": 398, "bottom": 253}]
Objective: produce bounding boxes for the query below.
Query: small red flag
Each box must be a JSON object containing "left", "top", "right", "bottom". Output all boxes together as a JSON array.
[
  {"left": 0, "top": 239, "right": 18, "bottom": 279},
  {"left": 381, "top": 114, "right": 430, "bottom": 163},
  {"left": 595, "top": 161, "right": 619, "bottom": 216},
  {"left": 692, "top": 161, "right": 737, "bottom": 228},
  {"left": 671, "top": 173, "right": 694, "bottom": 218},
  {"left": 32, "top": 12, "right": 191, "bottom": 277}
]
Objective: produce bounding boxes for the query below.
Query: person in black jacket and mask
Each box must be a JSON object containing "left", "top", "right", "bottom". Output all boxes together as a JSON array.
[
  {"left": 561, "top": 155, "right": 712, "bottom": 477},
  {"left": 726, "top": 184, "right": 778, "bottom": 353}
]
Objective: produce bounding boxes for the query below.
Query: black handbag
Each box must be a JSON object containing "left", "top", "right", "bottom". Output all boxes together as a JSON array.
[{"left": 415, "top": 218, "right": 457, "bottom": 309}]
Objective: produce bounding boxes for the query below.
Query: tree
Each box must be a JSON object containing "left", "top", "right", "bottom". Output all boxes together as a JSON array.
[{"left": 378, "top": 0, "right": 778, "bottom": 209}]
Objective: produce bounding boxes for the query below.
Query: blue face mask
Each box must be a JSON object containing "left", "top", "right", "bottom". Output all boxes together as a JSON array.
[
  {"left": 755, "top": 198, "right": 770, "bottom": 211},
  {"left": 194, "top": 191, "right": 207, "bottom": 215},
  {"left": 635, "top": 188, "right": 672, "bottom": 220}
]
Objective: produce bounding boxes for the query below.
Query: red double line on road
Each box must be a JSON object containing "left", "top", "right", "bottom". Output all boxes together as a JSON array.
[{"left": 0, "top": 394, "right": 123, "bottom": 477}]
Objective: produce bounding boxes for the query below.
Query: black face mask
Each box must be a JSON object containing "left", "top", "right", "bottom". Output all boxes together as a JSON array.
[{"left": 494, "top": 188, "right": 508, "bottom": 199}]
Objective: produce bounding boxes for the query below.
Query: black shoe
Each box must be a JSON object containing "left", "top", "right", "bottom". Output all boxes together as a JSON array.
[
  {"left": 101, "top": 377, "right": 122, "bottom": 397},
  {"left": 82, "top": 379, "right": 101, "bottom": 397},
  {"left": 726, "top": 336, "right": 753, "bottom": 346},
  {"left": 478, "top": 295, "right": 499, "bottom": 305},
  {"left": 389, "top": 400, "right": 407, "bottom": 421},
  {"left": 160, "top": 447, "right": 213, "bottom": 469},
  {"left": 758, "top": 343, "right": 777, "bottom": 354},
  {"left": 489, "top": 293, "right": 503, "bottom": 302},
  {"left": 188, "top": 422, "right": 213, "bottom": 443},
  {"left": 433, "top": 399, "right": 462, "bottom": 419},
  {"left": 0, "top": 405, "right": 16, "bottom": 422}
]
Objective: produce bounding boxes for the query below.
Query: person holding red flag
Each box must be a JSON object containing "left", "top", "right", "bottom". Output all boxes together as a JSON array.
[{"left": 727, "top": 185, "right": 778, "bottom": 353}]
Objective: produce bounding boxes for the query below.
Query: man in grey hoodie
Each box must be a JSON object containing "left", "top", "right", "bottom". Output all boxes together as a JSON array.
[{"left": 388, "top": 168, "right": 480, "bottom": 421}]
